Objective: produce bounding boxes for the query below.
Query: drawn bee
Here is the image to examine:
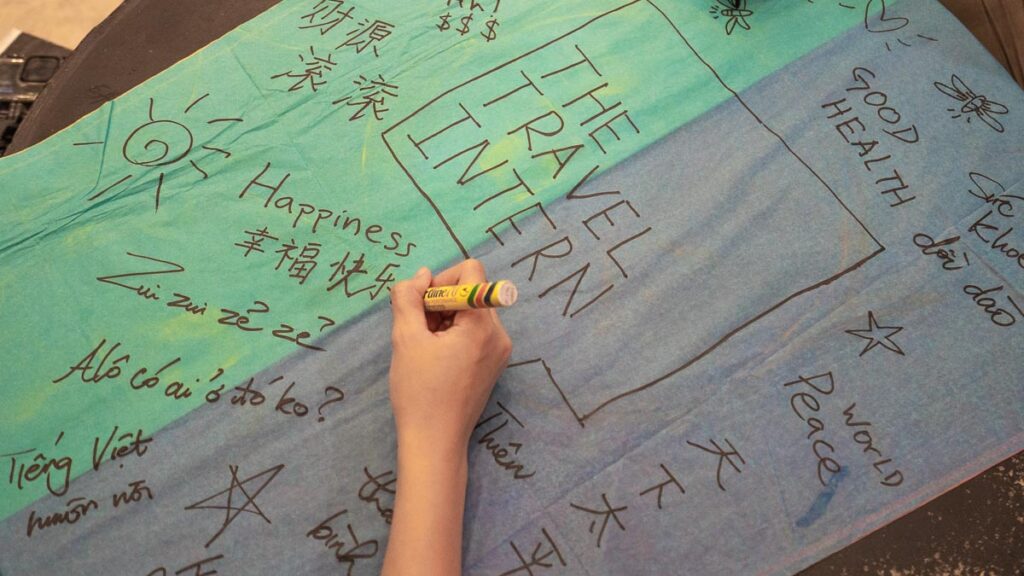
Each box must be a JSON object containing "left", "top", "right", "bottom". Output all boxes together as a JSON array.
[
  {"left": 709, "top": 0, "right": 753, "bottom": 36},
  {"left": 934, "top": 74, "right": 1009, "bottom": 133}
]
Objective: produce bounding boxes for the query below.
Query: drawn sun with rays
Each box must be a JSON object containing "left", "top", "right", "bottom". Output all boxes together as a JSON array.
[{"left": 73, "top": 93, "right": 243, "bottom": 212}]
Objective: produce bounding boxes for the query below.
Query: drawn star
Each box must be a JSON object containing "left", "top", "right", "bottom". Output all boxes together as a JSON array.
[
  {"left": 184, "top": 463, "right": 285, "bottom": 548},
  {"left": 845, "top": 311, "right": 905, "bottom": 357}
]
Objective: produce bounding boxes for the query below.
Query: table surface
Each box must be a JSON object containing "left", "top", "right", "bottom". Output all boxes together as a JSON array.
[{"left": 9, "top": 1, "right": 1023, "bottom": 573}]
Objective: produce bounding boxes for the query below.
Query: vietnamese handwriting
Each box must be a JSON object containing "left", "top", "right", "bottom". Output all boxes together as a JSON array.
[
  {"left": 913, "top": 172, "right": 1022, "bottom": 328},
  {"left": 4, "top": 426, "right": 152, "bottom": 498},
  {"left": 783, "top": 371, "right": 904, "bottom": 488},
  {"left": 235, "top": 223, "right": 400, "bottom": 302},
  {"left": 823, "top": 66, "right": 919, "bottom": 208},
  {"left": 437, "top": 0, "right": 502, "bottom": 42},
  {"left": 25, "top": 496, "right": 97, "bottom": 538},
  {"left": 473, "top": 401, "right": 536, "bottom": 480},
  {"left": 93, "top": 425, "right": 153, "bottom": 472},
  {"left": 3, "top": 432, "right": 72, "bottom": 497},
  {"left": 53, "top": 337, "right": 224, "bottom": 399},
  {"left": 146, "top": 553, "right": 225, "bottom": 576},
  {"left": 963, "top": 284, "right": 1023, "bottom": 328},
  {"left": 914, "top": 234, "right": 1022, "bottom": 327},
  {"left": 967, "top": 211, "right": 1024, "bottom": 271},
  {"left": 358, "top": 467, "right": 395, "bottom": 525},
  {"left": 306, "top": 508, "right": 379, "bottom": 575},
  {"left": 913, "top": 232, "right": 970, "bottom": 271},
  {"left": 97, "top": 251, "right": 336, "bottom": 352},
  {"left": 25, "top": 478, "right": 153, "bottom": 538},
  {"left": 967, "top": 171, "right": 1022, "bottom": 218},
  {"left": 112, "top": 479, "right": 155, "bottom": 508},
  {"left": 238, "top": 163, "right": 416, "bottom": 258},
  {"left": 205, "top": 374, "right": 347, "bottom": 424}
]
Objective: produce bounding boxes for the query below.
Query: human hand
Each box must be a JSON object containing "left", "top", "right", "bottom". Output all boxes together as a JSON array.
[
  {"left": 388, "top": 259, "right": 513, "bottom": 458},
  {"left": 383, "top": 260, "right": 512, "bottom": 575}
]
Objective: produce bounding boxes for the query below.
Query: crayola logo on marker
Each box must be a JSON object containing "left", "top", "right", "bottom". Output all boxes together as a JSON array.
[{"left": 423, "top": 280, "right": 518, "bottom": 312}]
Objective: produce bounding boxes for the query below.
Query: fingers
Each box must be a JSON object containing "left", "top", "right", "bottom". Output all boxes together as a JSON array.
[
  {"left": 426, "top": 310, "right": 455, "bottom": 333},
  {"left": 432, "top": 258, "right": 486, "bottom": 288},
  {"left": 390, "top": 267, "right": 432, "bottom": 336},
  {"left": 428, "top": 260, "right": 507, "bottom": 340},
  {"left": 425, "top": 258, "right": 477, "bottom": 333},
  {"left": 490, "top": 309, "right": 513, "bottom": 363},
  {"left": 436, "top": 314, "right": 455, "bottom": 332},
  {"left": 430, "top": 263, "right": 462, "bottom": 288},
  {"left": 446, "top": 259, "right": 491, "bottom": 330},
  {"left": 425, "top": 311, "right": 442, "bottom": 333},
  {"left": 456, "top": 258, "right": 487, "bottom": 285}
]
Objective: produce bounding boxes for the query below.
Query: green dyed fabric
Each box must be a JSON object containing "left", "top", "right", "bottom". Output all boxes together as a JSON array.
[{"left": 0, "top": 0, "right": 875, "bottom": 522}]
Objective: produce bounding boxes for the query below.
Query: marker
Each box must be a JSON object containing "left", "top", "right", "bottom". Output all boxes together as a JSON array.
[{"left": 424, "top": 280, "right": 518, "bottom": 312}]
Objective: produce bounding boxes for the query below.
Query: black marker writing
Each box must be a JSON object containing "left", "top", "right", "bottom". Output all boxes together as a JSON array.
[
  {"left": 569, "top": 493, "right": 627, "bottom": 549},
  {"left": 498, "top": 527, "right": 567, "bottom": 575},
  {"left": 92, "top": 425, "right": 152, "bottom": 472},
  {"left": 913, "top": 233, "right": 970, "bottom": 271},
  {"left": 306, "top": 508, "right": 380, "bottom": 574},
  {"left": 358, "top": 467, "right": 395, "bottom": 525},
  {"left": 638, "top": 463, "right": 685, "bottom": 509},
  {"left": 473, "top": 402, "right": 536, "bottom": 480},
  {"left": 687, "top": 438, "right": 746, "bottom": 491},
  {"left": 112, "top": 479, "right": 154, "bottom": 508},
  {"left": 96, "top": 252, "right": 185, "bottom": 300},
  {"left": 3, "top": 432, "right": 72, "bottom": 497},
  {"left": 26, "top": 496, "right": 98, "bottom": 538},
  {"left": 963, "top": 284, "right": 1022, "bottom": 328}
]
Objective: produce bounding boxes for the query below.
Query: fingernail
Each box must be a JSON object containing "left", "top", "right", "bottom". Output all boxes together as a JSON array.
[{"left": 414, "top": 267, "right": 429, "bottom": 279}]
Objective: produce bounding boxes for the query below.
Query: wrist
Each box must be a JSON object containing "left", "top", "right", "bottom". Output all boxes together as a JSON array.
[
  {"left": 397, "top": 431, "right": 469, "bottom": 472},
  {"left": 396, "top": 419, "right": 471, "bottom": 457}
]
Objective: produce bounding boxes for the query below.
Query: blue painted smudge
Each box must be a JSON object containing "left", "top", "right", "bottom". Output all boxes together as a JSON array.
[{"left": 796, "top": 467, "right": 849, "bottom": 528}]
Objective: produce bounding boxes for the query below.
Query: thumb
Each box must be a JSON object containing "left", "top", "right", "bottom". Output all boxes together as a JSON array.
[{"left": 390, "top": 267, "right": 432, "bottom": 334}]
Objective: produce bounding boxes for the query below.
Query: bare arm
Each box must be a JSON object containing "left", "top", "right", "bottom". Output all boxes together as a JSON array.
[{"left": 382, "top": 260, "right": 512, "bottom": 576}]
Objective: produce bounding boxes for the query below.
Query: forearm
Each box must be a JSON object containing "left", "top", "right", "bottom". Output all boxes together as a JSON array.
[
  {"left": 382, "top": 439, "right": 469, "bottom": 576},
  {"left": 383, "top": 260, "right": 511, "bottom": 574}
]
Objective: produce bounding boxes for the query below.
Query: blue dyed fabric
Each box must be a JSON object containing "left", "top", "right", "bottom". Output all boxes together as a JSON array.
[{"left": 1, "top": 1, "right": 1022, "bottom": 575}]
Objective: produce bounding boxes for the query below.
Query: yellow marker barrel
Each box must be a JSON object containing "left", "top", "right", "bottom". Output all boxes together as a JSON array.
[{"left": 424, "top": 280, "right": 518, "bottom": 312}]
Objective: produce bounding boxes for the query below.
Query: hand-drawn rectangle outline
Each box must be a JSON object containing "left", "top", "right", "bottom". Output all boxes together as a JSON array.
[{"left": 381, "top": 0, "right": 886, "bottom": 426}]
